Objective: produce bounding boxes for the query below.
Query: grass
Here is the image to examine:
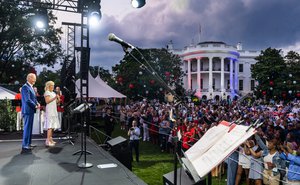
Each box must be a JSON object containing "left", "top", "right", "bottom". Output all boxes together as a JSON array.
[{"left": 91, "top": 120, "right": 229, "bottom": 185}]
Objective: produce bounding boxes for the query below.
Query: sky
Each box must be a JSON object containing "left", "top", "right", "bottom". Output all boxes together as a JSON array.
[{"left": 53, "top": 0, "right": 300, "bottom": 71}]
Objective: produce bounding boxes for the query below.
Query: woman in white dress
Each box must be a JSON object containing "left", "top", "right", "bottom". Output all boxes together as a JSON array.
[{"left": 44, "top": 81, "right": 60, "bottom": 146}]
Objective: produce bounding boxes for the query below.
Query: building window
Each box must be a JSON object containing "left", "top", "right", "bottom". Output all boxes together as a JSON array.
[
  {"left": 200, "top": 79, "right": 203, "bottom": 89},
  {"left": 250, "top": 80, "right": 255, "bottom": 91},
  {"left": 239, "top": 64, "right": 243, "bottom": 72},
  {"left": 239, "top": 80, "right": 243, "bottom": 91},
  {"left": 213, "top": 78, "right": 215, "bottom": 90},
  {"left": 200, "top": 62, "right": 203, "bottom": 71}
]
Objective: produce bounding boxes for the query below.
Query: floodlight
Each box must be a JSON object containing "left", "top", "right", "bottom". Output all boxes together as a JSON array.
[
  {"left": 33, "top": 8, "right": 49, "bottom": 30},
  {"left": 35, "top": 20, "right": 45, "bottom": 29},
  {"left": 87, "top": 0, "right": 102, "bottom": 25},
  {"left": 131, "top": 0, "right": 146, "bottom": 8},
  {"left": 89, "top": 11, "right": 101, "bottom": 26}
]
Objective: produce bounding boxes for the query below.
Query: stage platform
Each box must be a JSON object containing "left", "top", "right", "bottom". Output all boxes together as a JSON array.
[{"left": 0, "top": 133, "right": 146, "bottom": 185}]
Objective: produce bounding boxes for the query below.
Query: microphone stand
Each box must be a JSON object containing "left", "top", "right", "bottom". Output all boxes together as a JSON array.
[
  {"left": 72, "top": 81, "right": 93, "bottom": 168},
  {"left": 173, "top": 136, "right": 179, "bottom": 185},
  {"left": 61, "top": 99, "right": 76, "bottom": 146}
]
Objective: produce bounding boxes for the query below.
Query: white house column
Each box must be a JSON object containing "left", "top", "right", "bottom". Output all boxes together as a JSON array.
[
  {"left": 234, "top": 60, "right": 238, "bottom": 93},
  {"left": 208, "top": 57, "right": 213, "bottom": 92},
  {"left": 197, "top": 58, "right": 201, "bottom": 91},
  {"left": 221, "top": 57, "right": 225, "bottom": 93},
  {"left": 187, "top": 59, "right": 191, "bottom": 90},
  {"left": 230, "top": 59, "right": 234, "bottom": 93}
]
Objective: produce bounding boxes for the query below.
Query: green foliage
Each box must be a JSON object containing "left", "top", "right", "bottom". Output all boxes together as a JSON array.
[
  {"left": 252, "top": 48, "right": 300, "bottom": 100},
  {"left": 0, "top": 1, "right": 63, "bottom": 83},
  {"left": 35, "top": 69, "right": 61, "bottom": 94},
  {"left": 0, "top": 99, "right": 16, "bottom": 131},
  {"left": 89, "top": 66, "right": 114, "bottom": 85},
  {"left": 112, "top": 48, "right": 184, "bottom": 100}
]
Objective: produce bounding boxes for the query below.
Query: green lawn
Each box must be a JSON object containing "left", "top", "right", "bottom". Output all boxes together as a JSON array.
[{"left": 92, "top": 121, "right": 229, "bottom": 185}]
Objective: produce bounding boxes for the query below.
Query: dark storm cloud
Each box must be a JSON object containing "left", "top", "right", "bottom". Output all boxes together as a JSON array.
[
  {"left": 187, "top": 0, "right": 300, "bottom": 50},
  {"left": 90, "top": 0, "right": 300, "bottom": 69}
]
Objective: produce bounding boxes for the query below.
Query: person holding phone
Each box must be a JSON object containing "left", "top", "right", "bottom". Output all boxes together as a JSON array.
[{"left": 128, "top": 120, "right": 140, "bottom": 162}]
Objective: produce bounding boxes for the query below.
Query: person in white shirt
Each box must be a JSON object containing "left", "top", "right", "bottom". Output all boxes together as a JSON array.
[
  {"left": 44, "top": 81, "right": 60, "bottom": 147},
  {"left": 128, "top": 120, "right": 140, "bottom": 162}
]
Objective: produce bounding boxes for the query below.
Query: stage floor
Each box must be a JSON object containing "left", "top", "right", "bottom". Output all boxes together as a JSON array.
[{"left": 0, "top": 134, "right": 146, "bottom": 185}]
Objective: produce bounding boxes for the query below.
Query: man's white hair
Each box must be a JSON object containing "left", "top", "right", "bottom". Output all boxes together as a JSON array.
[{"left": 27, "top": 73, "right": 36, "bottom": 81}]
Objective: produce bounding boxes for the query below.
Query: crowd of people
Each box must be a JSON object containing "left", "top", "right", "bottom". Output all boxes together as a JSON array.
[
  {"left": 102, "top": 97, "right": 300, "bottom": 185},
  {"left": 16, "top": 73, "right": 300, "bottom": 184}
]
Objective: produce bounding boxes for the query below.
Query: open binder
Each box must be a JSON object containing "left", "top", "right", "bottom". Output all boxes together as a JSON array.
[{"left": 181, "top": 121, "right": 257, "bottom": 182}]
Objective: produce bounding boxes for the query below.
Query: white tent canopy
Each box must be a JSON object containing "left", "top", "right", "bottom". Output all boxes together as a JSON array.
[
  {"left": 75, "top": 73, "right": 126, "bottom": 98},
  {"left": 0, "top": 86, "right": 16, "bottom": 100}
]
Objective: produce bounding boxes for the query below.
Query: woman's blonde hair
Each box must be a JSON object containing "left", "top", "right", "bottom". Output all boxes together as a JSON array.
[{"left": 44, "top": 81, "right": 55, "bottom": 92}]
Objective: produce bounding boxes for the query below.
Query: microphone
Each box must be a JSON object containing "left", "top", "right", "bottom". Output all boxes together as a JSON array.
[
  {"left": 108, "top": 33, "right": 135, "bottom": 49},
  {"left": 63, "top": 86, "right": 71, "bottom": 94}
]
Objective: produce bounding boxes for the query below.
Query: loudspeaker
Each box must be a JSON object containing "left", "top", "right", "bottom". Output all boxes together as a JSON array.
[
  {"left": 107, "top": 136, "right": 127, "bottom": 147},
  {"left": 107, "top": 136, "right": 132, "bottom": 170}
]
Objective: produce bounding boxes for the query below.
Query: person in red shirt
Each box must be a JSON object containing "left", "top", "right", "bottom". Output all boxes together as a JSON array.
[
  {"left": 55, "top": 87, "right": 64, "bottom": 131},
  {"left": 182, "top": 125, "right": 194, "bottom": 151},
  {"left": 15, "top": 87, "right": 22, "bottom": 131}
]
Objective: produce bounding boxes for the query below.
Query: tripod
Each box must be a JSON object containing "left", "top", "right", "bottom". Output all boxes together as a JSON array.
[{"left": 72, "top": 103, "right": 93, "bottom": 168}]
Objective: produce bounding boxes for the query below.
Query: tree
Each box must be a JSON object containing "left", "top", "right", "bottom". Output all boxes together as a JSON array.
[
  {"left": 35, "top": 69, "right": 61, "bottom": 94},
  {"left": 284, "top": 51, "right": 300, "bottom": 98},
  {"left": 252, "top": 48, "right": 300, "bottom": 100},
  {"left": 0, "top": 2, "right": 63, "bottom": 84},
  {"left": 112, "top": 48, "right": 184, "bottom": 100},
  {"left": 89, "top": 66, "right": 114, "bottom": 85}
]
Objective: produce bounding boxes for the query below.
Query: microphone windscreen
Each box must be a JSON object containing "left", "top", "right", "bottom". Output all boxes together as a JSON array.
[{"left": 108, "top": 33, "right": 115, "bottom": 41}]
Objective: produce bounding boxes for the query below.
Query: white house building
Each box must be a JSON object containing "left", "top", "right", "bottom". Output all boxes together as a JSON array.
[{"left": 168, "top": 41, "right": 260, "bottom": 100}]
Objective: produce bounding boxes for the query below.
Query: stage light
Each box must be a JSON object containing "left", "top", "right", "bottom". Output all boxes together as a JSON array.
[
  {"left": 36, "top": 20, "right": 47, "bottom": 29},
  {"left": 87, "top": 0, "right": 102, "bottom": 25},
  {"left": 131, "top": 0, "right": 146, "bottom": 8},
  {"left": 33, "top": 8, "right": 49, "bottom": 30},
  {"left": 89, "top": 11, "right": 101, "bottom": 26}
]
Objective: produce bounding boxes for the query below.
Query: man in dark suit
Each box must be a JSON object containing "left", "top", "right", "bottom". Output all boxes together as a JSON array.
[
  {"left": 104, "top": 108, "right": 115, "bottom": 142},
  {"left": 21, "top": 73, "right": 39, "bottom": 153}
]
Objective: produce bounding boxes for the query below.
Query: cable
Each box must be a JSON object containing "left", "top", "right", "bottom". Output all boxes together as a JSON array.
[{"left": 127, "top": 48, "right": 183, "bottom": 102}]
